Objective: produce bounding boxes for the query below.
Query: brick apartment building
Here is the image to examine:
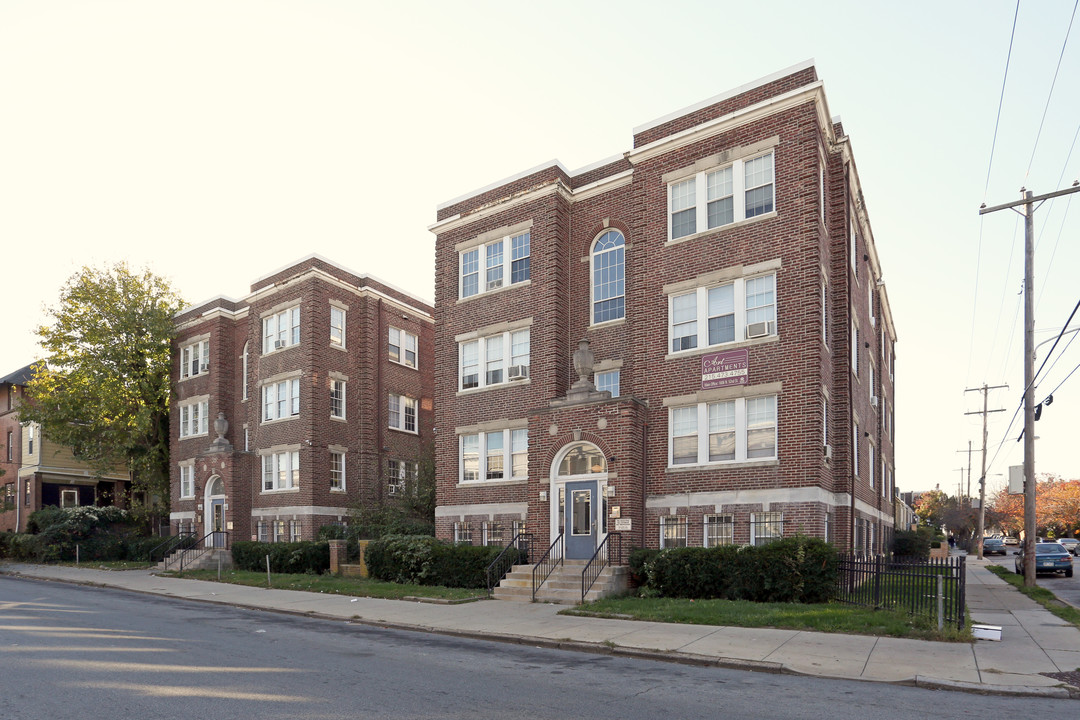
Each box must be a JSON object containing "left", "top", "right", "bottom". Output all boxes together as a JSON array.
[
  {"left": 430, "top": 61, "right": 896, "bottom": 560},
  {"left": 1, "top": 364, "right": 130, "bottom": 533},
  {"left": 169, "top": 255, "right": 434, "bottom": 545}
]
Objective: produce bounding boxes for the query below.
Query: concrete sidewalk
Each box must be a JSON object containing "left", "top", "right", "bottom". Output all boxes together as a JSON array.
[{"left": 2, "top": 556, "right": 1079, "bottom": 698}]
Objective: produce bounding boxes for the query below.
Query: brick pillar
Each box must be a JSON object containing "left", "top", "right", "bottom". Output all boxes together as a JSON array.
[{"left": 328, "top": 539, "right": 345, "bottom": 575}]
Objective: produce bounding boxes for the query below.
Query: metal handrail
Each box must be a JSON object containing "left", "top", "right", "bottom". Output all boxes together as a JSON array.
[
  {"left": 485, "top": 532, "right": 533, "bottom": 594},
  {"left": 581, "top": 533, "right": 622, "bottom": 604},
  {"left": 162, "top": 531, "right": 228, "bottom": 572},
  {"left": 531, "top": 532, "right": 564, "bottom": 601},
  {"left": 147, "top": 530, "right": 196, "bottom": 563}
]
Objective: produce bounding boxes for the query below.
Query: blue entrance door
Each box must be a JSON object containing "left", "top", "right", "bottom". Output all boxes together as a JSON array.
[
  {"left": 564, "top": 480, "right": 597, "bottom": 559},
  {"left": 210, "top": 498, "right": 226, "bottom": 548}
]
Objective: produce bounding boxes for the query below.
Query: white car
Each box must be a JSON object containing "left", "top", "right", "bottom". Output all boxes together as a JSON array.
[{"left": 1057, "top": 538, "right": 1080, "bottom": 555}]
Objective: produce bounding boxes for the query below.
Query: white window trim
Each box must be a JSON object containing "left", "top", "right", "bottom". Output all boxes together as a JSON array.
[
  {"left": 667, "top": 150, "right": 775, "bottom": 242},
  {"left": 330, "top": 379, "right": 346, "bottom": 420},
  {"left": 458, "top": 328, "right": 530, "bottom": 392},
  {"left": 595, "top": 369, "right": 620, "bottom": 397},
  {"left": 330, "top": 451, "right": 346, "bottom": 492},
  {"left": 590, "top": 230, "right": 626, "bottom": 326},
  {"left": 262, "top": 305, "right": 301, "bottom": 354},
  {"left": 178, "top": 463, "right": 195, "bottom": 499},
  {"left": 458, "top": 231, "right": 531, "bottom": 300},
  {"left": 853, "top": 422, "right": 860, "bottom": 477},
  {"left": 703, "top": 514, "right": 734, "bottom": 548},
  {"left": 667, "top": 395, "right": 778, "bottom": 467},
  {"left": 388, "top": 393, "right": 418, "bottom": 434},
  {"left": 667, "top": 273, "right": 776, "bottom": 355},
  {"left": 179, "top": 339, "right": 210, "bottom": 380},
  {"left": 178, "top": 399, "right": 209, "bottom": 438},
  {"left": 458, "top": 428, "right": 529, "bottom": 484},
  {"left": 389, "top": 326, "right": 419, "bottom": 369},
  {"left": 261, "top": 450, "right": 300, "bottom": 492},
  {"left": 750, "top": 511, "right": 783, "bottom": 546},
  {"left": 659, "top": 515, "right": 688, "bottom": 549},
  {"left": 330, "top": 305, "right": 346, "bottom": 350},
  {"left": 262, "top": 379, "right": 301, "bottom": 423}
]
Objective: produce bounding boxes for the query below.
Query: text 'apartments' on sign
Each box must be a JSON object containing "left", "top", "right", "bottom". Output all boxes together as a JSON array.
[{"left": 702, "top": 349, "right": 749, "bottom": 390}]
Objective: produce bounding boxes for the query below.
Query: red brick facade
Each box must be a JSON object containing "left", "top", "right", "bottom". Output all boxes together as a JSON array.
[
  {"left": 431, "top": 62, "right": 896, "bottom": 556},
  {"left": 169, "top": 255, "right": 434, "bottom": 544}
]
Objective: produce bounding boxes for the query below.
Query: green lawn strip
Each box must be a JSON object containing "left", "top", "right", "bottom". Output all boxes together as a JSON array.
[
  {"left": 158, "top": 568, "right": 482, "bottom": 602},
  {"left": 986, "top": 565, "right": 1080, "bottom": 627},
  {"left": 59, "top": 561, "right": 157, "bottom": 570},
  {"left": 562, "top": 596, "right": 970, "bottom": 642}
]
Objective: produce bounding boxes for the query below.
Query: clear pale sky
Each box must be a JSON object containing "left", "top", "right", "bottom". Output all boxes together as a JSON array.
[{"left": 3, "top": 1, "right": 1078, "bottom": 495}]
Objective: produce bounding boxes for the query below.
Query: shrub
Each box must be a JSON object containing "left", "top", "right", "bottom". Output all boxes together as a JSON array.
[
  {"left": 14, "top": 506, "right": 139, "bottom": 562},
  {"left": 230, "top": 541, "right": 330, "bottom": 574},
  {"left": 890, "top": 529, "right": 931, "bottom": 559},
  {"left": 636, "top": 537, "right": 838, "bottom": 604},
  {"left": 366, "top": 534, "right": 509, "bottom": 588}
]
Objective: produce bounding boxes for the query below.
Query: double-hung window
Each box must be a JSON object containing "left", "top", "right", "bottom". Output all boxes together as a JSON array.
[
  {"left": 389, "top": 327, "right": 418, "bottom": 368},
  {"left": 669, "top": 395, "right": 777, "bottom": 466},
  {"left": 263, "top": 379, "right": 300, "bottom": 422},
  {"left": 330, "top": 451, "right": 345, "bottom": 491},
  {"left": 460, "top": 231, "right": 531, "bottom": 299},
  {"left": 262, "top": 451, "right": 299, "bottom": 491},
  {"left": 179, "top": 340, "right": 209, "bottom": 379},
  {"left": 330, "top": 306, "right": 345, "bottom": 348},
  {"left": 668, "top": 273, "right": 776, "bottom": 353},
  {"left": 179, "top": 399, "right": 209, "bottom": 438},
  {"left": 851, "top": 321, "right": 859, "bottom": 376},
  {"left": 669, "top": 151, "right": 775, "bottom": 241},
  {"left": 263, "top": 306, "right": 301, "bottom": 353},
  {"left": 596, "top": 369, "right": 620, "bottom": 397},
  {"left": 459, "top": 428, "right": 528, "bottom": 483},
  {"left": 388, "top": 393, "right": 417, "bottom": 433},
  {"left": 660, "top": 516, "right": 688, "bottom": 548},
  {"left": 750, "top": 512, "right": 783, "bottom": 546},
  {"left": 459, "top": 328, "right": 530, "bottom": 390},
  {"left": 704, "top": 514, "right": 734, "bottom": 547},
  {"left": 330, "top": 380, "right": 346, "bottom": 420},
  {"left": 179, "top": 465, "right": 194, "bottom": 498}
]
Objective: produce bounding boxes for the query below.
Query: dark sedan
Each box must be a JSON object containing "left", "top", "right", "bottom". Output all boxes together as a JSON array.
[
  {"left": 1016, "top": 542, "right": 1074, "bottom": 577},
  {"left": 982, "top": 537, "right": 1007, "bottom": 555}
]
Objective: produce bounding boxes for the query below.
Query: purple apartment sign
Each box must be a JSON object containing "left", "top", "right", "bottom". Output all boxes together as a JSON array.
[{"left": 701, "top": 349, "right": 748, "bottom": 389}]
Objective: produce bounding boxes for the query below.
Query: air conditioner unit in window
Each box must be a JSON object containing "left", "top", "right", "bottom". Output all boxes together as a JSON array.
[
  {"left": 274, "top": 340, "right": 284, "bottom": 349},
  {"left": 870, "top": 396, "right": 879, "bottom": 408},
  {"left": 199, "top": 363, "right": 209, "bottom": 373},
  {"left": 388, "top": 483, "right": 396, "bottom": 495},
  {"left": 746, "top": 321, "right": 771, "bottom": 339},
  {"left": 870, "top": 316, "right": 876, "bottom": 328},
  {"left": 824, "top": 444, "right": 834, "bottom": 460},
  {"left": 508, "top": 364, "right": 530, "bottom": 380}
]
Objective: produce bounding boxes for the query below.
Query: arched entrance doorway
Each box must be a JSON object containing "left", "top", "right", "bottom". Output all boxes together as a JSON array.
[
  {"left": 204, "top": 475, "right": 226, "bottom": 548},
  {"left": 550, "top": 442, "right": 608, "bottom": 560}
]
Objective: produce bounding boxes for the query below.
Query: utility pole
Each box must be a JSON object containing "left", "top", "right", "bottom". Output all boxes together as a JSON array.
[
  {"left": 980, "top": 181, "right": 1080, "bottom": 585},
  {"left": 965, "top": 383, "right": 1007, "bottom": 559}
]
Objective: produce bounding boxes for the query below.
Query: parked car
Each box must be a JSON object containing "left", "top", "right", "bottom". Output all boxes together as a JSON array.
[
  {"left": 1003, "top": 536, "right": 1019, "bottom": 546},
  {"left": 1057, "top": 538, "right": 1080, "bottom": 555},
  {"left": 1015, "top": 542, "right": 1074, "bottom": 577},
  {"left": 982, "top": 537, "right": 1007, "bottom": 555}
]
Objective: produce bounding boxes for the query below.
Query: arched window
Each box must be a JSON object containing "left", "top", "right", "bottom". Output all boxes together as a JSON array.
[
  {"left": 556, "top": 443, "right": 607, "bottom": 476},
  {"left": 591, "top": 230, "right": 625, "bottom": 324},
  {"left": 207, "top": 475, "right": 224, "bottom": 496}
]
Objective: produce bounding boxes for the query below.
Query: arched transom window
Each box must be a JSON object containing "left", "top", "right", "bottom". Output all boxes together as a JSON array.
[
  {"left": 591, "top": 230, "right": 625, "bottom": 324},
  {"left": 557, "top": 443, "right": 607, "bottom": 477}
]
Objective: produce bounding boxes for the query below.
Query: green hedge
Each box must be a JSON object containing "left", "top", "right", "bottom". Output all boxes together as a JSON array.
[
  {"left": 365, "top": 534, "right": 513, "bottom": 589},
  {"left": 230, "top": 541, "right": 330, "bottom": 574},
  {"left": 635, "top": 537, "right": 838, "bottom": 603}
]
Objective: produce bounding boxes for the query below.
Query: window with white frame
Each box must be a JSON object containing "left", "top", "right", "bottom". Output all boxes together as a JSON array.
[
  {"left": 483, "top": 521, "right": 504, "bottom": 547},
  {"left": 459, "top": 428, "right": 528, "bottom": 483},
  {"left": 459, "top": 328, "right": 530, "bottom": 390},
  {"left": 460, "top": 231, "right": 531, "bottom": 299},
  {"left": 668, "top": 151, "right": 775, "bottom": 241},
  {"left": 386, "top": 459, "right": 417, "bottom": 495},
  {"left": 453, "top": 521, "right": 472, "bottom": 544},
  {"left": 330, "top": 306, "right": 346, "bottom": 348},
  {"left": 179, "top": 464, "right": 194, "bottom": 499},
  {"left": 750, "top": 511, "right": 783, "bottom": 545},
  {"left": 179, "top": 340, "right": 209, "bottom": 379},
  {"left": 262, "top": 379, "right": 300, "bottom": 422},
  {"left": 389, "top": 327, "right": 418, "bottom": 368},
  {"left": 273, "top": 520, "right": 288, "bottom": 542},
  {"left": 851, "top": 321, "right": 859, "bottom": 376},
  {"left": 853, "top": 422, "right": 860, "bottom": 477},
  {"left": 179, "top": 400, "right": 209, "bottom": 438},
  {"left": 669, "top": 395, "right": 777, "bottom": 466},
  {"left": 330, "top": 380, "right": 346, "bottom": 419},
  {"left": 291, "top": 520, "right": 302, "bottom": 543},
  {"left": 388, "top": 393, "right": 417, "bottom": 433},
  {"left": 660, "top": 516, "right": 688, "bottom": 548},
  {"left": 596, "top": 369, "right": 620, "bottom": 397},
  {"left": 849, "top": 214, "right": 858, "bottom": 275},
  {"left": 592, "top": 230, "right": 625, "bottom": 324},
  {"left": 821, "top": 281, "right": 828, "bottom": 345},
  {"left": 263, "top": 306, "right": 301, "bottom": 353},
  {"left": 241, "top": 343, "right": 249, "bottom": 400},
  {"left": 822, "top": 396, "right": 829, "bottom": 448},
  {"left": 819, "top": 160, "right": 826, "bottom": 223},
  {"left": 668, "top": 273, "right": 776, "bottom": 353},
  {"left": 330, "top": 451, "right": 345, "bottom": 491},
  {"left": 262, "top": 451, "right": 299, "bottom": 491},
  {"left": 704, "top": 514, "right": 734, "bottom": 547},
  {"left": 869, "top": 443, "right": 875, "bottom": 488}
]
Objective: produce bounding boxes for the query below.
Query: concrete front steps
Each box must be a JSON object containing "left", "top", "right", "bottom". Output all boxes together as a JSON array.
[
  {"left": 157, "top": 547, "right": 233, "bottom": 572},
  {"left": 492, "top": 559, "right": 628, "bottom": 604}
]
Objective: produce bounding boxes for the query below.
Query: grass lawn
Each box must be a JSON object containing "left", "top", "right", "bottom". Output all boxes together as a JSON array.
[
  {"left": 158, "top": 568, "right": 484, "bottom": 602},
  {"left": 562, "top": 595, "right": 971, "bottom": 641},
  {"left": 986, "top": 565, "right": 1080, "bottom": 628},
  {"left": 59, "top": 560, "right": 157, "bottom": 570}
]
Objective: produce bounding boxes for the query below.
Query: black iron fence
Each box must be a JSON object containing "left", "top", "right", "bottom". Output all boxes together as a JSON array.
[{"left": 835, "top": 554, "right": 966, "bottom": 629}]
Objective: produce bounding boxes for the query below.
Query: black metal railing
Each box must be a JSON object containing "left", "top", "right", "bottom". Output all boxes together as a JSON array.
[
  {"left": 146, "top": 530, "right": 197, "bottom": 563},
  {"left": 485, "top": 532, "right": 534, "bottom": 594},
  {"left": 161, "top": 531, "right": 229, "bottom": 573},
  {"left": 834, "top": 554, "right": 966, "bottom": 629},
  {"left": 581, "top": 533, "right": 622, "bottom": 604},
  {"left": 532, "top": 533, "right": 564, "bottom": 602}
]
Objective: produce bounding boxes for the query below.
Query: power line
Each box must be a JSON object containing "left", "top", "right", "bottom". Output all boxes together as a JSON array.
[
  {"left": 1025, "top": 0, "right": 1079, "bottom": 178},
  {"left": 984, "top": 0, "right": 1021, "bottom": 198}
]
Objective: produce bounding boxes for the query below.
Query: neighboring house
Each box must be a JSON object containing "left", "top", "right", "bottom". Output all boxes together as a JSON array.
[
  {"left": 430, "top": 61, "right": 896, "bottom": 560},
  {"left": 895, "top": 492, "right": 916, "bottom": 533},
  {"left": 0, "top": 364, "right": 130, "bottom": 533},
  {"left": 169, "top": 255, "right": 434, "bottom": 546}
]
